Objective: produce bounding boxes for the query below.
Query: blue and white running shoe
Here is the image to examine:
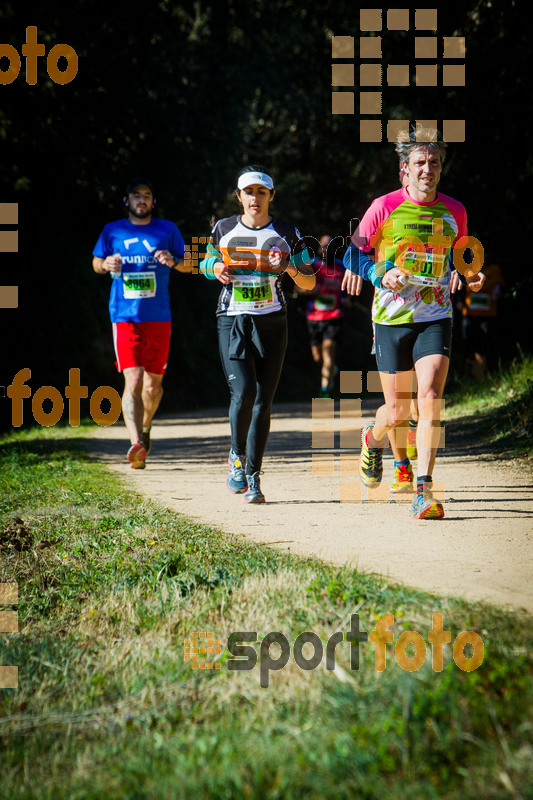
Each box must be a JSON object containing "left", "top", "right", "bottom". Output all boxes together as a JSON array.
[
  {"left": 226, "top": 450, "right": 248, "bottom": 494},
  {"left": 244, "top": 471, "right": 265, "bottom": 504}
]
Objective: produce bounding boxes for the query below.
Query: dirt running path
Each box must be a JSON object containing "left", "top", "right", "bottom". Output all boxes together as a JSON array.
[{"left": 86, "top": 403, "right": 533, "bottom": 612}]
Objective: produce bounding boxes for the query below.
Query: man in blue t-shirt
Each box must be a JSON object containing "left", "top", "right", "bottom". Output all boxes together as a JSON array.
[{"left": 93, "top": 178, "right": 187, "bottom": 468}]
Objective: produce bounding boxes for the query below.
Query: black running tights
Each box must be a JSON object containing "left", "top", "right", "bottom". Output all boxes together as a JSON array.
[{"left": 217, "top": 312, "right": 287, "bottom": 474}]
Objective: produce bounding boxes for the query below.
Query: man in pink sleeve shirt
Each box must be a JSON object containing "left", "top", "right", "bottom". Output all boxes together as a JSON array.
[{"left": 342, "top": 127, "right": 485, "bottom": 519}]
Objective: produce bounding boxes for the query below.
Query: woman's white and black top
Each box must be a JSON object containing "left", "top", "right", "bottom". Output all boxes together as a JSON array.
[{"left": 210, "top": 215, "right": 310, "bottom": 316}]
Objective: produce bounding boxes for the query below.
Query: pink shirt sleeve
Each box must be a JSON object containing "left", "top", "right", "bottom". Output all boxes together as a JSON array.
[
  {"left": 351, "top": 190, "right": 404, "bottom": 252},
  {"left": 438, "top": 193, "right": 468, "bottom": 244}
]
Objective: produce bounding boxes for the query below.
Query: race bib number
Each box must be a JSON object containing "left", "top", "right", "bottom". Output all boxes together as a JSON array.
[
  {"left": 403, "top": 247, "right": 445, "bottom": 279},
  {"left": 402, "top": 274, "right": 441, "bottom": 288},
  {"left": 122, "top": 271, "right": 156, "bottom": 299},
  {"left": 314, "top": 295, "right": 337, "bottom": 311},
  {"left": 229, "top": 277, "right": 274, "bottom": 312},
  {"left": 468, "top": 293, "right": 491, "bottom": 311}
]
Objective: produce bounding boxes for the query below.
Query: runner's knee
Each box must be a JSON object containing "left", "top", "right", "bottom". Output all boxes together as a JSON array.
[
  {"left": 124, "top": 371, "right": 144, "bottom": 395},
  {"left": 232, "top": 389, "right": 256, "bottom": 416},
  {"left": 418, "top": 394, "right": 444, "bottom": 421},
  {"left": 143, "top": 381, "right": 163, "bottom": 398},
  {"left": 386, "top": 401, "right": 410, "bottom": 427},
  {"left": 418, "top": 387, "right": 440, "bottom": 402}
]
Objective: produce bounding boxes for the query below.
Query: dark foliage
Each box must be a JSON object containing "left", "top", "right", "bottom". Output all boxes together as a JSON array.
[{"left": 0, "top": 0, "right": 530, "bottom": 430}]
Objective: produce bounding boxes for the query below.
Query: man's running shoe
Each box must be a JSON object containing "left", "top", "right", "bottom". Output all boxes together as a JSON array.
[
  {"left": 406, "top": 425, "right": 418, "bottom": 461},
  {"left": 141, "top": 427, "right": 152, "bottom": 456},
  {"left": 411, "top": 489, "right": 444, "bottom": 519},
  {"left": 127, "top": 442, "right": 147, "bottom": 470},
  {"left": 360, "top": 422, "right": 384, "bottom": 488},
  {"left": 244, "top": 472, "right": 265, "bottom": 504},
  {"left": 226, "top": 450, "right": 248, "bottom": 494},
  {"left": 390, "top": 463, "right": 414, "bottom": 493}
]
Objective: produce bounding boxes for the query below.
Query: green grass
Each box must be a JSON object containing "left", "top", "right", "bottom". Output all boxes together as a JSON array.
[
  {"left": 1, "top": 426, "right": 533, "bottom": 799},
  {"left": 446, "top": 352, "right": 533, "bottom": 460}
]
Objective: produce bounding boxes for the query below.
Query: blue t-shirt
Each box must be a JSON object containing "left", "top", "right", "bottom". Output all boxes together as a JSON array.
[{"left": 93, "top": 218, "right": 185, "bottom": 322}]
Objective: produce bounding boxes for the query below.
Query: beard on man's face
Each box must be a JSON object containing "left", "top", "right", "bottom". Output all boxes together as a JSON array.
[{"left": 129, "top": 203, "right": 152, "bottom": 219}]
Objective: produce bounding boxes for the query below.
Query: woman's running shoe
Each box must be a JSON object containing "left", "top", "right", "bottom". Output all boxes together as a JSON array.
[
  {"left": 127, "top": 442, "right": 147, "bottom": 470},
  {"left": 226, "top": 450, "right": 248, "bottom": 494},
  {"left": 244, "top": 472, "right": 265, "bottom": 504},
  {"left": 390, "top": 463, "right": 414, "bottom": 493},
  {"left": 411, "top": 488, "right": 444, "bottom": 519},
  {"left": 360, "top": 422, "right": 384, "bottom": 488}
]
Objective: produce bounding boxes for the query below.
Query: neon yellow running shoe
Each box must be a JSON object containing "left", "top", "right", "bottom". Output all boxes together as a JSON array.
[
  {"left": 390, "top": 463, "right": 414, "bottom": 493},
  {"left": 360, "top": 422, "right": 384, "bottom": 488}
]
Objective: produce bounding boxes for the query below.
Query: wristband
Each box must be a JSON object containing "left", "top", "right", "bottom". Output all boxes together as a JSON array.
[
  {"left": 199, "top": 257, "right": 219, "bottom": 280},
  {"left": 366, "top": 264, "right": 382, "bottom": 288},
  {"left": 367, "top": 259, "right": 395, "bottom": 288},
  {"left": 343, "top": 242, "right": 394, "bottom": 286}
]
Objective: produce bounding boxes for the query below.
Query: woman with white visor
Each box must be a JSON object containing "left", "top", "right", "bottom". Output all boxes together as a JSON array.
[{"left": 200, "top": 165, "right": 315, "bottom": 503}]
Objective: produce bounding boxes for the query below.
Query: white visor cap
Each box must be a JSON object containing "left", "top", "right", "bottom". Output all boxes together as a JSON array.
[{"left": 237, "top": 171, "right": 274, "bottom": 191}]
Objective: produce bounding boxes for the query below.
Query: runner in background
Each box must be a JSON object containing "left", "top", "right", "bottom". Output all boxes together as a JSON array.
[
  {"left": 199, "top": 165, "right": 315, "bottom": 503},
  {"left": 342, "top": 128, "right": 485, "bottom": 519},
  {"left": 456, "top": 256, "right": 504, "bottom": 380},
  {"left": 92, "top": 178, "right": 187, "bottom": 468},
  {"left": 296, "top": 234, "right": 345, "bottom": 398}
]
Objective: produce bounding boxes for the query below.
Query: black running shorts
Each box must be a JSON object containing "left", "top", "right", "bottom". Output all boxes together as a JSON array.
[
  {"left": 374, "top": 318, "right": 452, "bottom": 373},
  {"left": 307, "top": 318, "right": 342, "bottom": 347}
]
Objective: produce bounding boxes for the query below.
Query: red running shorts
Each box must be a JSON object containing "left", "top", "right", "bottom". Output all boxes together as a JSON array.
[{"left": 112, "top": 321, "right": 171, "bottom": 374}]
